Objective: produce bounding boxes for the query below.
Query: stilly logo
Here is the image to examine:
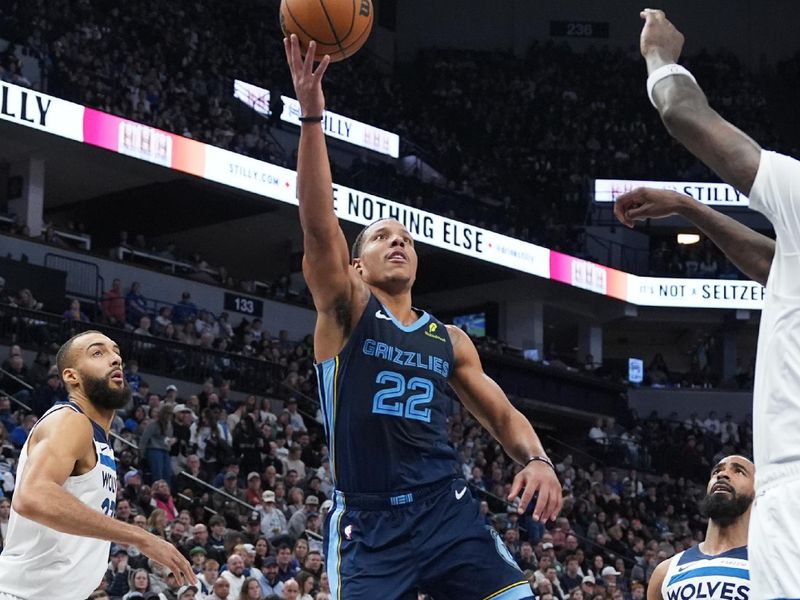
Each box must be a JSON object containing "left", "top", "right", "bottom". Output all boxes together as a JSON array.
[{"left": 0, "top": 83, "right": 52, "bottom": 127}]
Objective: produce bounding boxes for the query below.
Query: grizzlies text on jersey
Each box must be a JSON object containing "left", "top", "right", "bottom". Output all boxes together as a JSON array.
[{"left": 315, "top": 294, "right": 459, "bottom": 493}]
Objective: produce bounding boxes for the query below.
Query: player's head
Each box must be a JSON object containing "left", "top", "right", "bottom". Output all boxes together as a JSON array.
[
  {"left": 56, "top": 330, "right": 131, "bottom": 410},
  {"left": 699, "top": 455, "right": 755, "bottom": 528},
  {"left": 351, "top": 218, "right": 417, "bottom": 292}
]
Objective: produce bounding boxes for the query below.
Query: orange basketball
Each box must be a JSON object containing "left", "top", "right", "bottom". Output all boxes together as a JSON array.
[{"left": 280, "top": 0, "right": 373, "bottom": 62}]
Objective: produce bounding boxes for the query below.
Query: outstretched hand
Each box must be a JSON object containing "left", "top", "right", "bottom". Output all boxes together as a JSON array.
[
  {"left": 640, "top": 8, "right": 684, "bottom": 64},
  {"left": 507, "top": 461, "right": 562, "bottom": 522},
  {"left": 614, "top": 187, "right": 690, "bottom": 228},
  {"left": 283, "top": 33, "right": 331, "bottom": 117}
]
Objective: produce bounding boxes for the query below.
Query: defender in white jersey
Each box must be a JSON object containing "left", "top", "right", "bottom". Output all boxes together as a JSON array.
[
  {"left": 648, "top": 456, "right": 754, "bottom": 600},
  {"left": 0, "top": 331, "right": 195, "bottom": 600},
  {"left": 609, "top": 9, "right": 800, "bottom": 599}
]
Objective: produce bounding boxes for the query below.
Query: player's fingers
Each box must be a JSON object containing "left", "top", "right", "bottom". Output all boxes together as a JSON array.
[
  {"left": 526, "top": 482, "right": 546, "bottom": 520},
  {"left": 305, "top": 40, "right": 317, "bottom": 73},
  {"left": 507, "top": 472, "right": 524, "bottom": 502},
  {"left": 289, "top": 34, "right": 304, "bottom": 74},
  {"left": 544, "top": 484, "right": 562, "bottom": 522},
  {"left": 314, "top": 53, "right": 331, "bottom": 80},
  {"left": 625, "top": 205, "right": 650, "bottom": 221}
]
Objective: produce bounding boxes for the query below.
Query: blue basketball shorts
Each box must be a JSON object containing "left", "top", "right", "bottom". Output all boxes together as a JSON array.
[{"left": 324, "top": 477, "right": 533, "bottom": 600}]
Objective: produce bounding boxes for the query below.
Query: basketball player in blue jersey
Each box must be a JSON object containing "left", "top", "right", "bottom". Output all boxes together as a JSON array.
[
  {"left": 648, "top": 456, "right": 753, "bottom": 600},
  {"left": 0, "top": 331, "right": 195, "bottom": 600},
  {"left": 283, "top": 35, "right": 562, "bottom": 600}
]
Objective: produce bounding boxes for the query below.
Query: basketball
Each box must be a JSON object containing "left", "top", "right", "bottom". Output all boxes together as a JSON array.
[{"left": 280, "top": 0, "right": 373, "bottom": 62}]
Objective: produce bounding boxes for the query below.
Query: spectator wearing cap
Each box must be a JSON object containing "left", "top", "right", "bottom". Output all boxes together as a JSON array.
[
  {"left": 244, "top": 472, "right": 263, "bottom": 506},
  {"left": 212, "top": 470, "right": 249, "bottom": 519},
  {"left": 172, "top": 292, "right": 198, "bottom": 325},
  {"left": 105, "top": 545, "right": 133, "bottom": 598},
  {"left": 221, "top": 554, "right": 246, "bottom": 598},
  {"left": 122, "top": 469, "right": 142, "bottom": 502},
  {"left": 176, "top": 584, "right": 198, "bottom": 600},
  {"left": 257, "top": 490, "right": 288, "bottom": 541},
  {"left": 171, "top": 404, "right": 195, "bottom": 467},
  {"left": 259, "top": 556, "right": 285, "bottom": 597},
  {"left": 189, "top": 546, "right": 208, "bottom": 572},
  {"left": 242, "top": 510, "right": 263, "bottom": 544},
  {"left": 287, "top": 494, "right": 318, "bottom": 541},
  {"left": 600, "top": 565, "right": 620, "bottom": 591},
  {"left": 580, "top": 575, "right": 595, "bottom": 598}
]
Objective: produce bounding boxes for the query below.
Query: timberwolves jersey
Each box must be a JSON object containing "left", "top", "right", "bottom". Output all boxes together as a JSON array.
[
  {"left": 662, "top": 545, "right": 749, "bottom": 600},
  {"left": 0, "top": 401, "right": 117, "bottom": 600},
  {"left": 315, "top": 294, "right": 459, "bottom": 493}
]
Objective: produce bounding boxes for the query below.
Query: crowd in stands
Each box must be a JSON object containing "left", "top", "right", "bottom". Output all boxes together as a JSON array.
[{"left": 2, "top": 0, "right": 797, "bottom": 276}]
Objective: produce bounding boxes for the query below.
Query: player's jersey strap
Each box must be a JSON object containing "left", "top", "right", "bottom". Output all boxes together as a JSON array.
[
  {"left": 315, "top": 293, "right": 460, "bottom": 493},
  {"left": 662, "top": 545, "right": 749, "bottom": 600}
]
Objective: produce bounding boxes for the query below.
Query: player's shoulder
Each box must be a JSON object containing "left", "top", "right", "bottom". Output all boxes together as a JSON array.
[{"left": 30, "top": 404, "right": 92, "bottom": 443}]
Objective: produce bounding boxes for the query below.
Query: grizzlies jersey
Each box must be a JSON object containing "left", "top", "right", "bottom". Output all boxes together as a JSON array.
[
  {"left": 0, "top": 401, "right": 117, "bottom": 600},
  {"left": 315, "top": 294, "right": 459, "bottom": 493},
  {"left": 662, "top": 545, "right": 749, "bottom": 600}
]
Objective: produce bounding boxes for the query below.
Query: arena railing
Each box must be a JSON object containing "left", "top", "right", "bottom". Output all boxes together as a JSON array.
[
  {"left": 178, "top": 470, "right": 254, "bottom": 513},
  {"left": 0, "top": 304, "right": 284, "bottom": 395}
]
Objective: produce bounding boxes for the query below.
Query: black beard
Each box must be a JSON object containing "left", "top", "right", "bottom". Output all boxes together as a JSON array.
[
  {"left": 82, "top": 372, "right": 131, "bottom": 410},
  {"left": 698, "top": 489, "right": 753, "bottom": 527}
]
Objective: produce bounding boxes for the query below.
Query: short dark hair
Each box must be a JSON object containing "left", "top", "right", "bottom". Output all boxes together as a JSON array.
[
  {"left": 56, "top": 330, "right": 102, "bottom": 379},
  {"left": 350, "top": 218, "right": 392, "bottom": 260}
]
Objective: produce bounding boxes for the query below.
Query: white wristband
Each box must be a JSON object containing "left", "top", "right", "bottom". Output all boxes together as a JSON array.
[{"left": 646, "top": 64, "right": 697, "bottom": 108}]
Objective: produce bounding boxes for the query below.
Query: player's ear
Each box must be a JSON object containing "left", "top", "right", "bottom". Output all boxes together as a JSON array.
[
  {"left": 352, "top": 257, "right": 363, "bottom": 274},
  {"left": 62, "top": 367, "right": 79, "bottom": 387}
]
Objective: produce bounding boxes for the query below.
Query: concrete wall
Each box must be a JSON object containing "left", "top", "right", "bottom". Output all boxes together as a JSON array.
[
  {"left": 628, "top": 387, "right": 752, "bottom": 421},
  {"left": 0, "top": 234, "right": 317, "bottom": 340}
]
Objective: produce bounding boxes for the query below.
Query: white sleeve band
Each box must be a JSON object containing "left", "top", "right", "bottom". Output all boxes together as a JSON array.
[{"left": 646, "top": 64, "right": 698, "bottom": 108}]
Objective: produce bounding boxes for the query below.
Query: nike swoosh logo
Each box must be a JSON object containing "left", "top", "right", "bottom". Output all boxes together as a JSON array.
[
  {"left": 455, "top": 487, "right": 467, "bottom": 500},
  {"left": 98, "top": 445, "right": 110, "bottom": 452},
  {"left": 677, "top": 564, "right": 691, "bottom": 573},
  {"left": 375, "top": 310, "right": 393, "bottom": 321}
]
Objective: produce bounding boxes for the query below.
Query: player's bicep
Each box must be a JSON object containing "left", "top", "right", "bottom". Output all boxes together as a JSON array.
[
  {"left": 302, "top": 225, "right": 355, "bottom": 310},
  {"left": 447, "top": 327, "right": 508, "bottom": 432}
]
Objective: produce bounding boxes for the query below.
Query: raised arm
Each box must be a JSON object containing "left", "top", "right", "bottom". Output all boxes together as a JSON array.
[
  {"left": 615, "top": 188, "right": 774, "bottom": 285},
  {"left": 284, "top": 35, "right": 365, "bottom": 351},
  {"left": 13, "top": 410, "right": 195, "bottom": 584},
  {"left": 640, "top": 9, "right": 761, "bottom": 194},
  {"left": 446, "top": 325, "right": 562, "bottom": 522}
]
